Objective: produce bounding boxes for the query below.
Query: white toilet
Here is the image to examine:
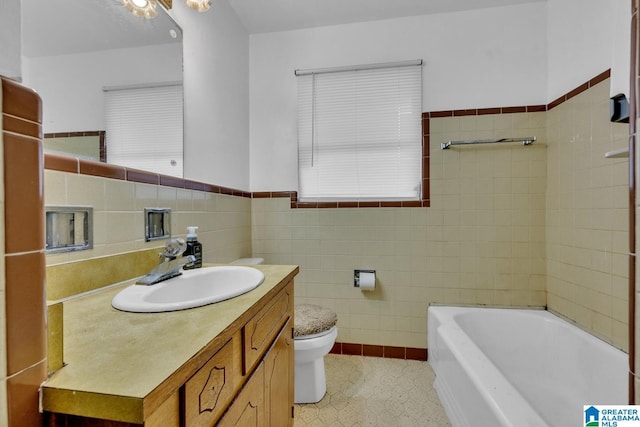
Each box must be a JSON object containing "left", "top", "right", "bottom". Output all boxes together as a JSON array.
[
  {"left": 232, "top": 258, "right": 338, "bottom": 404},
  {"left": 293, "top": 304, "right": 338, "bottom": 403},
  {"left": 230, "top": 257, "right": 266, "bottom": 266}
]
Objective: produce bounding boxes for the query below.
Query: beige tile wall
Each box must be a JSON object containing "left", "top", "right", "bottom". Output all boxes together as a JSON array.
[
  {"left": 252, "top": 110, "right": 547, "bottom": 349},
  {"left": 44, "top": 170, "right": 253, "bottom": 267},
  {"left": 253, "top": 78, "right": 630, "bottom": 351},
  {"left": 546, "top": 80, "right": 629, "bottom": 351}
]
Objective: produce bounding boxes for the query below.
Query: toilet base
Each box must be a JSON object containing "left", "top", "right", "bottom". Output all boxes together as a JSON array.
[{"left": 294, "top": 358, "right": 327, "bottom": 404}]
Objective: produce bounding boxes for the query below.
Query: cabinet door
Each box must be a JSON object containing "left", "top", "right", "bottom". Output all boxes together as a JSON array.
[
  {"left": 184, "top": 335, "right": 240, "bottom": 427},
  {"left": 217, "top": 363, "right": 265, "bottom": 427},
  {"left": 264, "top": 318, "right": 294, "bottom": 427},
  {"left": 243, "top": 283, "right": 292, "bottom": 375}
]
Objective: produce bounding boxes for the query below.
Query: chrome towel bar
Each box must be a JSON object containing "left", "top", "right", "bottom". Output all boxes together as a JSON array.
[{"left": 441, "top": 136, "right": 536, "bottom": 150}]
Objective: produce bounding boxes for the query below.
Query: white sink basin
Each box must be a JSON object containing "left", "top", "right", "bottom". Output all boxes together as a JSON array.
[{"left": 112, "top": 266, "right": 265, "bottom": 313}]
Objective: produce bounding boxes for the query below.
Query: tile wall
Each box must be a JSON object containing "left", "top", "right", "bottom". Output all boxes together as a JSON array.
[
  {"left": 44, "top": 162, "right": 253, "bottom": 267},
  {"left": 1, "top": 77, "right": 47, "bottom": 426},
  {"left": 253, "top": 75, "right": 630, "bottom": 353},
  {"left": 5, "top": 70, "right": 626, "bottom": 424},
  {"left": 252, "top": 109, "right": 548, "bottom": 350},
  {"left": 0, "top": 70, "right": 628, "bottom": 425},
  {"left": 37, "top": 73, "right": 630, "bottom": 363},
  {"left": 546, "top": 77, "right": 630, "bottom": 351}
]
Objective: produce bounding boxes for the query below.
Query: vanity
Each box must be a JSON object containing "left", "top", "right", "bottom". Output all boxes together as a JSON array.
[{"left": 42, "top": 263, "right": 298, "bottom": 426}]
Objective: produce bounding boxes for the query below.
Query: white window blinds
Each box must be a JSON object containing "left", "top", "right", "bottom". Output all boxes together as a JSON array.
[
  {"left": 297, "top": 62, "right": 422, "bottom": 202},
  {"left": 104, "top": 84, "right": 183, "bottom": 177}
]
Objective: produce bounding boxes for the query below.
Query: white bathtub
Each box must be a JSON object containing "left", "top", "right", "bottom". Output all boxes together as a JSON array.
[{"left": 428, "top": 306, "right": 627, "bottom": 427}]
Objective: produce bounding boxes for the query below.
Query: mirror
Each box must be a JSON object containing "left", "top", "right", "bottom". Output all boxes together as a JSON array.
[{"left": 21, "top": 0, "right": 183, "bottom": 175}]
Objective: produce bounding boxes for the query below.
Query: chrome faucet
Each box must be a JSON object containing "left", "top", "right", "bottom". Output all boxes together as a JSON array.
[{"left": 136, "top": 238, "right": 196, "bottom": 285}]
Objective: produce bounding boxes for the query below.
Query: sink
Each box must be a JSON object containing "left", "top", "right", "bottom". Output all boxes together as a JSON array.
[{"left": 112, "top": 266, "right": 265, "bottom": 313}]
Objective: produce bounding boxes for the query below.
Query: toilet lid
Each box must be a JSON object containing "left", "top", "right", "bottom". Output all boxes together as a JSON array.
[{"left": 294, "top": 304, "right": 337, "bottom": 338}]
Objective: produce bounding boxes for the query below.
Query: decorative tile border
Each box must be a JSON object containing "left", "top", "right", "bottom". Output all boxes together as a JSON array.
[
  {"left": 427, "top": 104, "right": 547, "bottom": 118},
  {"left": 44, "top": 153, "right": 252, "bottom": 198},
  {"left": 547, "top": 69, "right": 610, "bottom": 110},
  {"left": 330, "top": 342, "right": 428, "bottom": 361}
]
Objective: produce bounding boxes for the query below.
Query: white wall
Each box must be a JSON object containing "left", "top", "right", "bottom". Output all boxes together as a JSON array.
[
  {"left": 248, "top": 3, "right": 548, "bottom": 192},
  {"left": 22, "top": 44, "right": 181, "bottom": 133},
  {"left": 6, "top": 0, "right": 249, "bottom": 190},
  {"left": 0, "top": 0, "right": 20, "bottom": 79},
  {"left": 547, "top": 0, "right": 615, "bottom": 101},
  {"left": 6, "top": 0, "right": 627, "bottom": 193},
  {"left": 168, "top": 0, "right": 250, "bottom": 190},
  {"left": 610, "top": 0, "right": 632, "bottom": 99}
]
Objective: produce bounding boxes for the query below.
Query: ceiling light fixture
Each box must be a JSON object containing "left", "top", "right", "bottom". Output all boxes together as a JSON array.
[
  {"left": 123, "top": 0, "right": 158, "bottom": 19},
  {"left": 185, "top": 0, "right": 211, "bottom": 12}
]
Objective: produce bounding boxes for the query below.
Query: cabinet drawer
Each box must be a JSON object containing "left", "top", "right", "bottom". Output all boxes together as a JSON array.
[
  {"left": 184, "top": 334, "right": 241, "bottom": 427},
  {"left": 243, "top": 282, "right": 292, "bottom": 375}
]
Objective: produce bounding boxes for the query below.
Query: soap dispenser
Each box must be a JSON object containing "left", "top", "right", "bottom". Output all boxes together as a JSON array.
[{"left": 183, "top": 226, "right": 202, "bottom": 269}]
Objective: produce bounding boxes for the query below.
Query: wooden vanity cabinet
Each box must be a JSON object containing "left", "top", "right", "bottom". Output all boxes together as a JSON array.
[
  {"left": 44, "top": 280, "right": 294, "bottom": 427},
  {"left": 186, "top": 282, "right": 293, "bottom": 427},
  {"left": 217, "top": 316, "right": 293, "bottom": 427},
  {"left": 217, "top": 363, "right": 266, "bottom": 426},
  {"left": 243, "top": 283, "right": 293, "bottom": 375},
  {"left": 183, "top": 334, "right": 242, "bottom": 426},
  {"left": 263, "top": 317, "right": 294, "bottom": 426}
]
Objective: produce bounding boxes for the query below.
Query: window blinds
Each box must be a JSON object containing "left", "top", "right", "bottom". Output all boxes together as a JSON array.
[
  {"left": 297, "top": 62, "right": 422, "bottom": 202},
  {"left": 104, "top": 84, "right": 183, "bottom": 177}
]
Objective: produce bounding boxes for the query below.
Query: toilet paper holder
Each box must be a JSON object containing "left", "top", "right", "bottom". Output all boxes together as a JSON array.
[{"left": 354, "top": 269, "right": 376, "bottom": 288}]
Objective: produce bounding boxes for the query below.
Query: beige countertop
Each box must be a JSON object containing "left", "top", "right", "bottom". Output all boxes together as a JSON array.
[{"left": 41, "top": 264, "right": 298, "bottom": 424}]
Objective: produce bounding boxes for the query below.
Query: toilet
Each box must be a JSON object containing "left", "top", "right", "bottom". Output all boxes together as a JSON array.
[
  {"left": 232, "top": 258, "right": 338, "bottom": 404},
  {"left": 293, "top": 304, "right": 337, "bottom": 403},
  {"left": 230, "top": 257, "right": 266, "bottom": 265}
]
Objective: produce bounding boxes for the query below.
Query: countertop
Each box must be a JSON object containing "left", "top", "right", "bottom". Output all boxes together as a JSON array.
[{"left": 41, "top": 264, "right": 298, "bottom": 424}]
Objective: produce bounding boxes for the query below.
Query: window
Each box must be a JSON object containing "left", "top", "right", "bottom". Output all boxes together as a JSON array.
[
  {"left": 104, "top": 84, "right": 183, "bottom": 177},
  {"left": 296, "top": 61, "right": 422, "bottom": 202}
]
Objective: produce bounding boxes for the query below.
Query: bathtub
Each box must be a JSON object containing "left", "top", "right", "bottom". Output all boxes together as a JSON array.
[{"left": 428, "top": 306, "right": 627, "bottom": 427}]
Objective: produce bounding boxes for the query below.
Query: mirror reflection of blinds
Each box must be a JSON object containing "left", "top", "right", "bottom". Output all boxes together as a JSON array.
[
  {"left": 104, "top": 84, "right": 183, "bottom": 177},
  {"left": 297, "top": 62, "right": 422, "bottom": 202}
]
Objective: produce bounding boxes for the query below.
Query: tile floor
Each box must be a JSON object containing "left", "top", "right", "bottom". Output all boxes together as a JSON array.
[{"left": 293, "top": 354, "right": 451, "bottom": 426}]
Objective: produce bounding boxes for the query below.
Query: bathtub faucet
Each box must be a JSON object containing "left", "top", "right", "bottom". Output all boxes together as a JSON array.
[{"left": 136, "top": 238, "right": 196, "bottom": 285}]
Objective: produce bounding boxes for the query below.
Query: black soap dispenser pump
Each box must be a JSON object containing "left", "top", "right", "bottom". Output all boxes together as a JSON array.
[{"left": 183, "top": 226, "right": 202, "bottom": 269}]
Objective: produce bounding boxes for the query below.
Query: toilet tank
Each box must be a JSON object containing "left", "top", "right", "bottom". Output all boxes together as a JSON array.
[{"left": 231, "top": 258, "right": 264, "bottom": 265}]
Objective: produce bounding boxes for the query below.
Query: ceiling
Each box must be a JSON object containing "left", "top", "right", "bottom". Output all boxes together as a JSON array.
[
  {"left": 227, "top": 0, "right": 547, "bottom": 34},
  {"left": 21, "top": 0, "right": 182, "bottom": 57},
  {"left": 21, "top": 0, "right": 545, "bottom": 57}
]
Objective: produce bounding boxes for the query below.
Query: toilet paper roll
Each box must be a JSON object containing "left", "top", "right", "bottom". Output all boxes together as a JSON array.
[{"left": 359, "top": 271, "right": 376, "bottom": 291}]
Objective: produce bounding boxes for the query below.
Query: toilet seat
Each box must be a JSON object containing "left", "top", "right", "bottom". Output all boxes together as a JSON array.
[
  {"left": 294, "top": 326, "right": 337, "bottom": 352},
  {"left": 294, "top": 326, "right": 336, "bottom": 341},
  {"left": 294, "top": 304, "right": 337, "bottom": 338}
]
